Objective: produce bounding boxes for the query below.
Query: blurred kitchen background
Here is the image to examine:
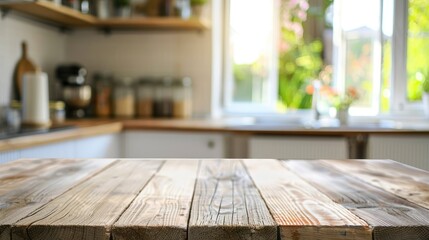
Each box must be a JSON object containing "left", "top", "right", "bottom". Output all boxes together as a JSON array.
[{"left": 0, "top": 0, "right": 429, "bottom": 170}]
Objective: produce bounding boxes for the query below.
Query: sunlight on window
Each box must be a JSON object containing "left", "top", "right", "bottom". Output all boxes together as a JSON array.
[
  {"left": 341, "top": 0, "right": 381, "bottom": 31},
  {"left": 338, "top": 0, "right": 382, "bottom": 115},
  {"left": 228, "top": 0, "right": 275, "bottom": 104},
  {"left": 230, "top": 0, "right": 273, "bottom": 64}
]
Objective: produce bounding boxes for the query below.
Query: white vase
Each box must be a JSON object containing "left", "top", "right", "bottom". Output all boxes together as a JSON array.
[
  {"left": 423, "top": 93, "right": 429, "bottom": 116},
  {"left": 337, "top": 108, "right": 348, "bottom": 125}
]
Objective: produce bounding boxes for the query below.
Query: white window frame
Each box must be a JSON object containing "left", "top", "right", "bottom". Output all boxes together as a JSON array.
[
  {"left": 333, "top": 0, "right": 383, "bottom": 116},
  {"left": 334, "top": 0, "right": 424, "bottom": 116},
  {"left": 390, "top": 0, "right": 424, "bottom": 113},
  {"left": 221, "top": 0, "right": 424, "bottom": 117},
  {"left": 222, "top": 0, "right": 280, "bottom": 115}
]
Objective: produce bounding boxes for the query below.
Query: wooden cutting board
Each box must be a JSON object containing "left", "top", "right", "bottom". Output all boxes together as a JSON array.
[{"left": 13, "top": 41, "right": 36, "bottom": 100}]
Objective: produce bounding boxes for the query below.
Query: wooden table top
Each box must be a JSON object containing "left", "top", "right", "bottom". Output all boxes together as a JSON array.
[{"left": 1, "top": 158, "right": 428, "bottom": 240}]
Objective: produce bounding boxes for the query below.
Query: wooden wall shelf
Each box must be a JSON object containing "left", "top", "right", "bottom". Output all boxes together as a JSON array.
[{"left": 0, "top": 1, "right": 207, "bottom": 31}]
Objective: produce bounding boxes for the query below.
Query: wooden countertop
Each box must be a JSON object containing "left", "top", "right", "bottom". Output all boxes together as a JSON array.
[
  {"left": 0, "top": 120, "right": 122, "bottom": 152},
  {"left": 1, "top": 118, "right": 429, "bottom": 153},
  {"left": 123, "top": 119, "right": 429, "bottom": 135},
  {"left": 1, "top": 158, "right": 428, "bottom": 240}
]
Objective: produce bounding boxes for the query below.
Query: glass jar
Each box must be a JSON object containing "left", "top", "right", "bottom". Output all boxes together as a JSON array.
[
  {"left": 94, "top": 74, "right": 113, "bottom": 118},
  {"left": 153, "top": 77, "right": 173, "bottom": 118},
  {"left": 173, "top": 77, "right": 192, "bottom": 118},
  {"left": 113, "top": 80, "right": 135, "bottom": 118},
  {"left": 49, "top": 101, "right": 65, "bottom": 124},
  {"left": 136, "top": 78, "right": 154, "bottom": 118}
]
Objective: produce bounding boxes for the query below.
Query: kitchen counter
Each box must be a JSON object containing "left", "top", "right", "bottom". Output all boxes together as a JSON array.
[
  {"left": 123, "top": 118, "right": 429, "bottom": 135},
  {"left": 1, "top": 118, "right": 429, "bottom": 153},
  {"left": 0, "top": 120, "right": 122, "bottom": 152},
  {"left": 1, "top": 158, "right": 428, "bottom": 239}
]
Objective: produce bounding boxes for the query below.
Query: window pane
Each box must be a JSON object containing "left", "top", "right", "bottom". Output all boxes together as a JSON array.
[
  {"left": 344, "top": 38, "right": 374, "bottom": 108},
  {"left": 407, "top": 0, "right": 429, "bottom": 102},
  {"left": 228, "top": 0, "right": 275, "bottom": 104},
  {"left": 337, "top": 0, "right": 382, "bottom": 114}
]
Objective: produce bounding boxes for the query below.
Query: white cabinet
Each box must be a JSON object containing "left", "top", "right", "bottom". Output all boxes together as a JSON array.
[
  {"left": 0, "top": 150, "right": 21, "bottom": 164},
  {"left": 124, "top": 131, "right": 226, "bottom": 158},
  {"left": 74, "top": 134, "right": 121, "bottom": 158},
  {"left": 368, "top": 135, "right": 429, "bottom": 171},
  {"left": 0, "top": 133, "right": 121, "bottom": 164},
  {"left": 249, "top": 135, "right": 348, "bottom": 160},
  {"left": 21, "top": 140, "right": 75, "bottom": 159}
]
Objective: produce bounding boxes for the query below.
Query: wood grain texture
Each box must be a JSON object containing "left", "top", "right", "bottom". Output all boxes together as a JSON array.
[
  {"left": 321, "top": 159, "right": 429, "bottom": 210},
  {"left": 285, "top": 160, "right": 429, "bottom": 240},
  {"left": 0, "top": 159, "right": 114, "bottom": 240},
  {"left": 97, "top": 17, "right": 206, "bottom": 30},
  {"left": 188, "top": 159, "right": 277, "bottom": 240},
  {"left": 12, "top": 160, "right": 164, "bottom": 240},
  {"left": 2, "top": 2, "right": 96, "bottom": 26},
  {"left": 113, "top": 160, "right": 199, "bottom": 240},
  {"left": 243, "top": 159, "right": 371, "bottom": 240}
]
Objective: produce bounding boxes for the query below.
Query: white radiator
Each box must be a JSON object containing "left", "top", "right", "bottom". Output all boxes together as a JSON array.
[
  {"left": 368, "top": 135, "right": 429, "bottom": 171},
  {"left": 249, "top": 136, "right": 348, "bottom": 160}
]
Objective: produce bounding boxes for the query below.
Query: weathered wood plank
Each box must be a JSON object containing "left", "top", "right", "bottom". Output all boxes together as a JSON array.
[
  {"left": 188, "top": 159, "right": 277, "bottom": 240},
  {"left": 243, "top": 159, "right": 371, "bottom": 240},
  {"left": 321, "top": 159, "right": 429, "bottom": 210},
  {"left": 113, "top": 160, "right": 199, "bottom": 240},
  {"left": 12, "top": 160, "right": 164, "bottom": 240},
  {"left": 0, "top": 158, "right": 58, "bottom": 179},
  {"left": 285, "top": 160, "right": 429, "bottom": 240},
  {"left": 0, "top": 159, "right": 115, "bottom": 240}
]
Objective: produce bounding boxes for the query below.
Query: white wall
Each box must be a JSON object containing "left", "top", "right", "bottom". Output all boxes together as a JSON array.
[
  {"left": 66, "top": 29, "right": 213, "bottom": 116},
  {"left": 0, "top": 13, "right": 67, "bottom": 105}
]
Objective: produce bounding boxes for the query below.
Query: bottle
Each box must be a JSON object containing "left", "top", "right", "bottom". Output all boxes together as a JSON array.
[{"left": 173, "top": 77, "right": 192, "bottom": 118}]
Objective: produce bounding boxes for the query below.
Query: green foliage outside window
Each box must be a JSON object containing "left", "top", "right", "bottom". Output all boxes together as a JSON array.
[
  {"left": 406, "top": 0, "right": 429, "bottom": 101},
  {"left": 277, "top": 0, "right": 325, "bottom": 110}
]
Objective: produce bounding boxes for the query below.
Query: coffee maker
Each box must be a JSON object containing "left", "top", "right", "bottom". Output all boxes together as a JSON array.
[{"left": 56, "top": 64, "right": 92, "bottom": 118}]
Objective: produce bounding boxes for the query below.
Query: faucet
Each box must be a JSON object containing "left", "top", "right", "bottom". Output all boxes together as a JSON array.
[{"left": 311, "top": 80, "right": 321, "bottom": 121}]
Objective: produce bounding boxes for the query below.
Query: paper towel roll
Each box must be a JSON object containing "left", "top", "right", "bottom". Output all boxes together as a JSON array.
[{"left": 22, "top": 72, "right": 51, "bottom": 127}]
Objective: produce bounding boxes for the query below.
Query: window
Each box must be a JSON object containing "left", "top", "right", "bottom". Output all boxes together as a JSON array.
[
  {"left": 334, "top": 0, "right": 383, "bottom": 115},
  {"left": 222, "top": 0, "right": 429, "bottom": 116},
  {"left": 223, "top": 0, "right": 278, "bottom": 113}
]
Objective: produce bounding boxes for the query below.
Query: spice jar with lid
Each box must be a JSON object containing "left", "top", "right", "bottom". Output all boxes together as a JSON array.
[
  {"left": 136, "top": 78, "right": 155, "bottom": 118},
  {"left": 94, "top": 74, "right": 113, "bottom": 118},
  {"left": 153, "top": 77, "right": 173, "bottom": 118},
  {"left": 113, "top": 80, "right": 135, "bottom": 118},
  {"left": 173, "top": 77, "right": 192, "bottom": 118}
]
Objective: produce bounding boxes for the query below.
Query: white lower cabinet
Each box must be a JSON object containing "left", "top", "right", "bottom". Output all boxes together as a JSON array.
[
  {"left": 368, "top": 135, "right": 429, "bottom": 171},
  {"left": 0, "top": 150, "right": 21, "bottom": 164},
  {"left": 124, "top": 130, "right": 226, "bottom": 158},
  {"left": 21, "top": 140, "right": 75, "bottom": 158},
  {"left": 74, "top": 134, "right": 121, "bottom": 158},
  {"left": 249, "top": 135, "right": 349, "bottom": 160}
]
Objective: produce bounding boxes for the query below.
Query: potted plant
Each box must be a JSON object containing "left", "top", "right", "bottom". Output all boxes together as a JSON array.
[
  {"left": 422, "top": 74, "right": 429, "bottom": 116},
  {"left": 190, "top": 0, "right": 207, "bottom": 18},
  {"left": 330, "top": 86, "right": 360, "bottom": 124}
]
